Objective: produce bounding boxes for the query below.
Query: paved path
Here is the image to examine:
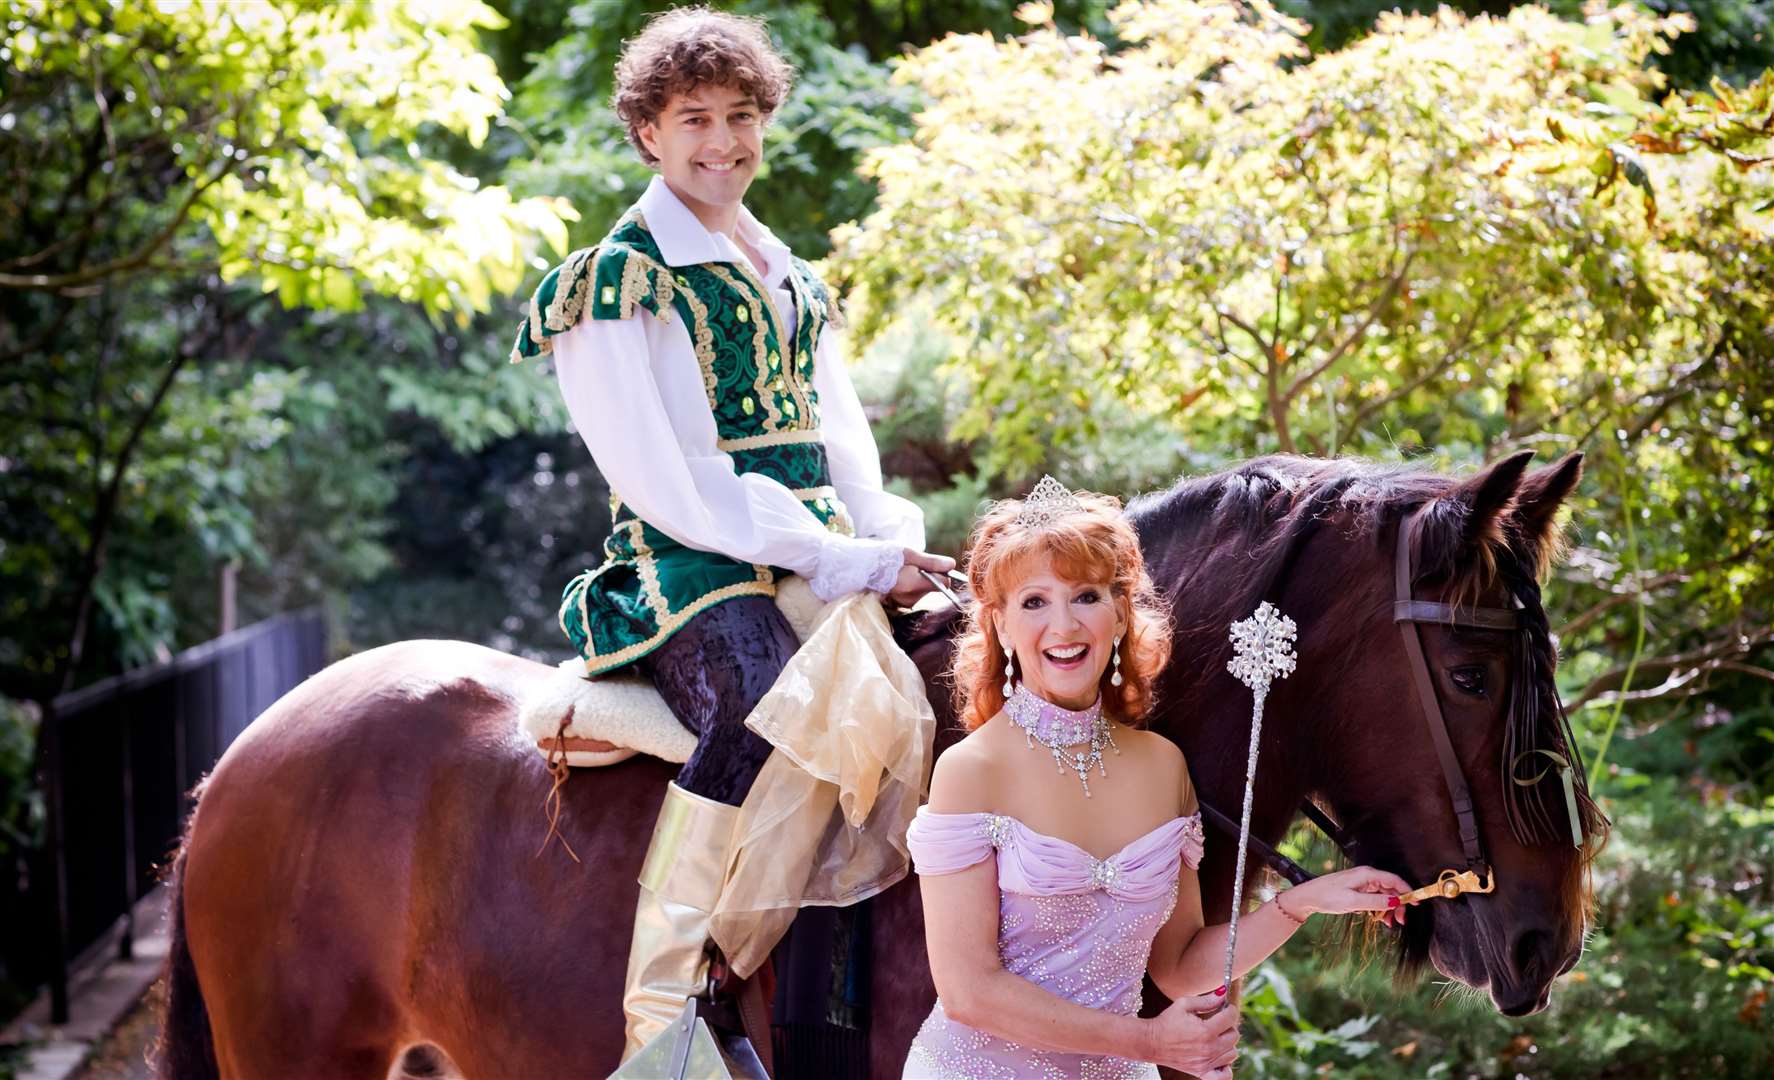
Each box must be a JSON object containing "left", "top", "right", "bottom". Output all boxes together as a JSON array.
[{"left": 1, "top": 889, "right": 167, "bottom": 1080}]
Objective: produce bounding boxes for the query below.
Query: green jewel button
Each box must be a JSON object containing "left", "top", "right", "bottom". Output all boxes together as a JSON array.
[
  {"left": 600, "top": 285, "right": 616, "bottom": 305},
  {"left": 735, "top": 304, "right": 750, "bottom": 323},
  {"left": 741, "top": 396, "right": 755, "bottom": 416}
]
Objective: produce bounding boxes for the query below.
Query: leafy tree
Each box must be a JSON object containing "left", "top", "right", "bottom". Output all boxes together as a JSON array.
[
  {"left": 0, "top": 0, "right": 572, "bottom": 702},
  {"left": 827, "top": 0, "right": 1772, "bottom": 763},
  {"left": 1277, "top": 0, "right": 1774, "bottom": 89}
]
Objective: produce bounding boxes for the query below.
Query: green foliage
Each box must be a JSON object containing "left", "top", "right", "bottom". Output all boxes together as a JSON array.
[
  {"left": 1260, "top": 780, "right": 1774, "bottom": 1077},
  {"left": 830, "top": 0, "right": 1774, "bottom": 779},
  {"left": 1, "top": 0, "right": 572, "bottom": 320},
  {"left": 1275, "top": 1, "right": 1774, "bottom": 89},
  {"left": 0, "top": 1, "right": 572, "bottom": 699}
]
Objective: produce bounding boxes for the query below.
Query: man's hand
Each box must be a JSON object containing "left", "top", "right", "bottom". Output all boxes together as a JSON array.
[{"left": 886, "top": 549, "right": 958, "bottom": 608}]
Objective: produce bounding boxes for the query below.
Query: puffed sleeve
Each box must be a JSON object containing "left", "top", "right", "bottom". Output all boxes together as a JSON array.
[
  {"left": 811, "top": 332, "right": 927, "bottom": 550},
  {"left": 553, "top": 313, "right": 906, "bottom": 601},
  {"left": 906, "top": 808, "right": 999, "bottom": 876}
]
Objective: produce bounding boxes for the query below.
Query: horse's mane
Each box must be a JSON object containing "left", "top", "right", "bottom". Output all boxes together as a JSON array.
[{"left": 1125, "top": 455, "right": 1518, "bottom": 679}]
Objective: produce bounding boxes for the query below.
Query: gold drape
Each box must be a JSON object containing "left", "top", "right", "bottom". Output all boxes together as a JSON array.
[{"left": 709, "top": 593, "right": 936, "bottom": 976}]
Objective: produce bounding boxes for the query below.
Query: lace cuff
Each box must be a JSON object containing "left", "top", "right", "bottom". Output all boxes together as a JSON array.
[{"left": 809, "top": 538, "right": 905, "bottom": 602}]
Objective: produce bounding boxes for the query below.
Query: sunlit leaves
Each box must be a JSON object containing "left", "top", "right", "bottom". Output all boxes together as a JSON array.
[{"left": 1, "top": 0, "right": 571, "bottom": 321}]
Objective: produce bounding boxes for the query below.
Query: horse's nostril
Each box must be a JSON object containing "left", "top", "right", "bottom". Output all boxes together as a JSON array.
[{"left": 1512, "top": 927, "right": 1548, "bottom": 980}]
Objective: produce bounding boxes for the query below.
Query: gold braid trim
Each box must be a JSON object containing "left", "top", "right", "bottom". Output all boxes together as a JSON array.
[
  {"left": 671, "top": 275, "right": 720, "bottom": 407},
  {"left": 782, "top": 269, "right": 821, "bottom": 422},
  {"left": 620, "top": 520, "right": 672, "bottom": 623},
  {"left": 707, "top": 265, "right": 786, "bottom": 430},
  {"left": 578, "top": 578, "right": 778, "bottom": 675},
  {"left": 715, "top": 429, "right": 825, "bottom": 452},
  {"left": 618, "top": 249, "right": 653, "bottom": 320},
  {"left": 543, "top": 248, "right": 596, "bottom": 334},
  {"left": 651, "top": 264, "right": 676, "bottom": 324}
]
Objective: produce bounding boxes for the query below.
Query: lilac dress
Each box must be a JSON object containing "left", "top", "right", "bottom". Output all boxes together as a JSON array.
[{"left": 902, "top": 807, "right": 1206, "bottom": 1079}]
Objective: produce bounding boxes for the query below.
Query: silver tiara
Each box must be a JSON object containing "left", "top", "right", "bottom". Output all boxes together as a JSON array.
[{"left": 1014, "top": 475, "right": 1085, "bottom": 528}]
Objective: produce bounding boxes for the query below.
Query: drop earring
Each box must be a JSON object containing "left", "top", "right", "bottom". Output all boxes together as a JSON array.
[
  {"left": 1002, "top": 641, "right": 1016, "bottom": 697},
  {"left": 1110, "top": 635, "right": 1124, "bottom": 687}
]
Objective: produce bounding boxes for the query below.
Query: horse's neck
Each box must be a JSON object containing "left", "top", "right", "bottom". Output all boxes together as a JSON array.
[{"left": 1147, "top": 534, "right": 1319, "bottom": 832}]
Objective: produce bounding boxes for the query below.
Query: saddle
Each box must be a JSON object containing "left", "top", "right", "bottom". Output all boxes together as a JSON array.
[{"left": 517, "top": 576, "right": 829, "bottom": 767}]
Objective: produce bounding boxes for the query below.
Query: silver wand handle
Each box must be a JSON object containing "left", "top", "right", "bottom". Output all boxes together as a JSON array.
[
  {"left": 1221, "top": 685, "right": 1268, "bottom": 996},
  {"left": 1219, "top": 602, "right": 1298, "bottom": 1022}
]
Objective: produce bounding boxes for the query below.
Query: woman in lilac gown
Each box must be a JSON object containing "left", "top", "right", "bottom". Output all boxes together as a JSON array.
[{"left": 904, "top": 480, "right": 1411, "bottom": 1079}]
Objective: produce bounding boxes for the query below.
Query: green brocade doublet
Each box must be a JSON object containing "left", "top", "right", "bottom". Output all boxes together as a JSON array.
[{"left": 511, "top": 209, "right": 853, "bottom": 675}]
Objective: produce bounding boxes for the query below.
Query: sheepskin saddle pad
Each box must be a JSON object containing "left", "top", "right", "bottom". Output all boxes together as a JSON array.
[{"left": 518, "top": 576, "right": 827, "bottom": 767}]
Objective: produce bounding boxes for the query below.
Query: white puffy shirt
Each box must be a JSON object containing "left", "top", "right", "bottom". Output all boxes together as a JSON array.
[{"left": 551, "top": 176, "right": 924, "bottom": 602}]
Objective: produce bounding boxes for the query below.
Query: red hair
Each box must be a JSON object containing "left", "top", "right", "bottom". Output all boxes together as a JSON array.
[{"left": 951, "top": 488, "right": 1172, "bottom": 730}]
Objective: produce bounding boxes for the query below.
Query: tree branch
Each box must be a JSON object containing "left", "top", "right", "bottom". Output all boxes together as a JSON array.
[
  {"left": 1342, "top": 300, "right": 1533, "bottom": 438},
  {"left": 1569, "top": 628, "right": 1774, "bottom": 711},
  {"left": 56, "top": 345, "right": 192, "bottom": 695},
  {"left": 1557, "top": 535, "right": 1774, "bottom": 639},
  {"left": 1282, "top": 249, "right": 1417, "bottom": 403},
  {"left": 0, "top": 155, "right": 236, "bottom": 292},
  {"left": 1581, "top": 658, "right": 1774, "bottom": 709}
]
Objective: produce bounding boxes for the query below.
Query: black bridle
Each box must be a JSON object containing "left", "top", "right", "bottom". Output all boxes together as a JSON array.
[{"left": 1199, "top": 504, "right": 1587, "bottom": 896}]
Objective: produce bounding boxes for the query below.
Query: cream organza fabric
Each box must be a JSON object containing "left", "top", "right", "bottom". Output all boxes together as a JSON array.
[{"left": 708, "top": 591, "right": 936, "bottom": 976}]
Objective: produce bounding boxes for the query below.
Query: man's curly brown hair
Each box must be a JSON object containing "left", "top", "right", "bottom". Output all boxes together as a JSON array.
[{"left": 614, "top": 8, "right": 796, "bottom": 166}]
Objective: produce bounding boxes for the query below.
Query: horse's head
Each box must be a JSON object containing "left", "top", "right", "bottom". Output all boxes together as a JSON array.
[
  {"left": 1296, "top": 450, "right": 1608, "bottom": 1016},
  {"left": 1135, "top": 451, "right": 1609, "bottom": 1018}
]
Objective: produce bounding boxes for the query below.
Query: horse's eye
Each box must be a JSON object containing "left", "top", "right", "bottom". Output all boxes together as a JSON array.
[{"left": 1449, "top": 666, "right": 1488, "bottom": 697}]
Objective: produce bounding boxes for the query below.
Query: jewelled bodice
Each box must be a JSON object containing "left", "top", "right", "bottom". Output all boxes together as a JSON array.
[{"left": 902, "top": 808, "right": 1205, "bottom": 1079}]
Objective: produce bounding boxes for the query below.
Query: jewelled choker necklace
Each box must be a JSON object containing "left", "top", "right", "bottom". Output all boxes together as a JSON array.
[{"left": 1004, "top": 684, "right": 1119, "bottom": 797}]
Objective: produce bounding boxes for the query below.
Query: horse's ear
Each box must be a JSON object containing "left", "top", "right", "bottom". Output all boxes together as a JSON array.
[
  {"left": 1451, "top": 449, "right": 1535, "bottom": 531},
  {"left": 1511, "top": 451, "right": 1583, "bottom": 578},
  {"left": 1419, "top": 450, "right": 1535, "bottom": 579}
]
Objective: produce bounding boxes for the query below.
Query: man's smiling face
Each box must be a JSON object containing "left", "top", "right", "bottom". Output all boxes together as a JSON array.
[{"left": 639, "top": 82, "right": 765, "bottom": 221}]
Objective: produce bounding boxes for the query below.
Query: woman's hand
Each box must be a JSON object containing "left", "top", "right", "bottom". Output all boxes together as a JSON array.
[
  {"left": 1145, "top": 992, "right": 1240, "bottom": 1077},
  {"left": 886, "top": 549, "right": 957, "bottom": 607},
  {"left": 1288, "top": 866, "right": 1414, "bottom": 928}
]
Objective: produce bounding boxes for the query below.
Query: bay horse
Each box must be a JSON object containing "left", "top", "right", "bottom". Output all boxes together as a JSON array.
[{"left": 155, "top": 451, "right": 1606, "bottom": 1079}]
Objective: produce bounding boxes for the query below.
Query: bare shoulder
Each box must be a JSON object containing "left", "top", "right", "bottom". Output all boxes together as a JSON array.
[
  {"left": 927, "top": 727, "right": 1007, "bottom": 814},
  {"left": 1123, "top": 728, "right": 1197, "bottom": 813}
]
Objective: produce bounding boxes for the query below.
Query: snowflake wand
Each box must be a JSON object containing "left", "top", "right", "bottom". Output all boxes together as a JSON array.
[{"left": 1221, "top": 602, "right": 1298, "bottom": 1000}]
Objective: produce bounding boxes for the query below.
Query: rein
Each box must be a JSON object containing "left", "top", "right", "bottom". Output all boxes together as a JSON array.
[{"left": 1198, "top": 504, "right": 1587, "bottom": 902}]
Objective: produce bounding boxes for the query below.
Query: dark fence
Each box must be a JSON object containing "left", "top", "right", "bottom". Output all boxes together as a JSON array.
[{"left": 29, "top": 609, "right": 329, "bottom": 1023}]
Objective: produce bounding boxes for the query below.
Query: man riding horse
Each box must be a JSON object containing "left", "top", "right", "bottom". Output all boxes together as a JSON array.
[{"left": 509, "top": 8, "right": 953, "bottom": 1060}]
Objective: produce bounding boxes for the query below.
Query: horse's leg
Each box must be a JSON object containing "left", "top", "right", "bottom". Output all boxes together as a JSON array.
[{"left": 868, "top": 870, "right": 938, "bottom": 1075}]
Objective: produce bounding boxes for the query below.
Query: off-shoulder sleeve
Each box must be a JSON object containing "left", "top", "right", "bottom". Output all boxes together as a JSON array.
[
  {"left": 906, "top": 808, "right": 1001, "bottom": 877},
  {"left": 1178, "top": 812, "right": 1205, "bottom": 870}
]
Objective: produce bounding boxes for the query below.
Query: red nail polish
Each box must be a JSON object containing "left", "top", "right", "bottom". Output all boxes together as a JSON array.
[
  {"left": 1387, "top": 896, "right": 1401, "bottom": 909},
  {"left": 1214, "top": 985, "right": 1226, "bottom": 997}
]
